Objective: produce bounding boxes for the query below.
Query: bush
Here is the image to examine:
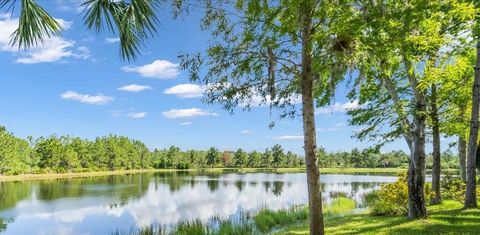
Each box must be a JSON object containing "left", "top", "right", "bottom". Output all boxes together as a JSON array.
[
  {"left": 365, "top": 173, "right": 434, "bottom": 216},
  {"left": 440, "top": 172, "right": 480, "bottom": 202},
  {"left": 441, "top": 173, "right": 466, "bottom": 202}
]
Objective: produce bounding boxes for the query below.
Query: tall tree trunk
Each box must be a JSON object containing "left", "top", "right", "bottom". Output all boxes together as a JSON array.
[
  {"left": 464, "top": 41, "right": 480, "bottom": 209},
  {"left": 404, "top": 55, "right": 428, "bottom": 219},
  {"left": 458, "top": 135, "right": 467, "bottom": 182},
  {"left": 430, "top": 84, "right": 442, "bottom": 205},
  {"left": 300, "top": 2, "right": 324, "bottom": 234},
  {"left": 407, "top": 106, "right": 428, "bottom": 218}
]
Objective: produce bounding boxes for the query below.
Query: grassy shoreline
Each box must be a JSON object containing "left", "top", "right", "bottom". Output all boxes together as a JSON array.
[
  {"left": 276, "top": 200, "right": 480, "bottom": 235},
  {"left": 0, "top": 167, "right": 449, "bottom": 182}
]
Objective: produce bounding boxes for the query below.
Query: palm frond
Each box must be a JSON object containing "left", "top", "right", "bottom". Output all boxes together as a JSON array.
[
  {"left": 81, "top": 0, "right": 162, "bottom": 61},
  {"left": 10, "top": 0, "right": 62, "bottom": 49}
]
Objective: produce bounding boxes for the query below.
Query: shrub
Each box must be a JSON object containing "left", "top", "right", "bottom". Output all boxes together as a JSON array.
[
  {"left": 366, "top": 172, "right": 440, "bottom": 216},
  {"left": 441, "top": 173, "right": 466, "bottom": 202},
  {"left": 440, "top": 172, "right": 480, "bottom": 202}
]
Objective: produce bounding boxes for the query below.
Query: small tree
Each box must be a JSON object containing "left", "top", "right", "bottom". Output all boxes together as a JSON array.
[
  {"left": 206, "top": 147, "right": 220, "bottom": 168},
  {"left": 271, "top": 144, "right": 284, "bottom": 168},
  {"left": 233, "top": 148, "right": 247, "bottom": 167}
]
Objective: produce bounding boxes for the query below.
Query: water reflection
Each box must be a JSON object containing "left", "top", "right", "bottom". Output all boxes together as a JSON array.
[{"left": 0, "top": 172, "right": 397, "bottom": 235}]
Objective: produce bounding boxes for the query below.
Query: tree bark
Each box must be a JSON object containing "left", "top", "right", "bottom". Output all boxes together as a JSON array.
[
  {"left": 404, "top": 55, "right": 428, "bottom": 219},
  {"left": 464, "top": 40, "right": 480, "bottom": 209},
  {"left": 300, "top": 2, "right": 324, "bottom": 234},
  {"left": 458, "top": 135, "right": 467, "bottom": 182},
  {"left": 430, "top": 84, "right": 442, "bottom": 205},
  {"left": 407, "top": 106, "right": 428, "bottom": 218}
]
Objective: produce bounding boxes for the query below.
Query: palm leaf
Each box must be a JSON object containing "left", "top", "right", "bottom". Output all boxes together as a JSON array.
[
  {"left": 81, "top": 0, "right": 162, "bottom": 60},
  {"left": 9, "top": 0, "right": 62, "bottom": 49}
]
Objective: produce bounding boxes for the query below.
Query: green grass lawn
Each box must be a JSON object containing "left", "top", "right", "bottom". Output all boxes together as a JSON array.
[{"left": 276, "top": 201, "right": 480, "bottom": 235}]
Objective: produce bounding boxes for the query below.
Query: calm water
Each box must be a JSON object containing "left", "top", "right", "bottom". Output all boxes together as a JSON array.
[{"left": 0, "top": 171, "right": 398, "bottom": 235}]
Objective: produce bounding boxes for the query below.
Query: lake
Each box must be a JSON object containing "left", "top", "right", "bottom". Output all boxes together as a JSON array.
[{"left": 0, "top": 171, "right": 398, "bottom": 235}]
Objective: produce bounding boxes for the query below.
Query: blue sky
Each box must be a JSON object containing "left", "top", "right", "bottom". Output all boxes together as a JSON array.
[{"left": 0, "top": 1, "right": 446, "bottom": 155}]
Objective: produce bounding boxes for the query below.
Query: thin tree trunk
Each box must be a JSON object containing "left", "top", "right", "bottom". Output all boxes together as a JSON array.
[
  {"left": 404, "top": 55, "right": 428, "bottom": 219},
  {"left": 407, "top": 108, "right": 428, "bottom": 218},
  {"left": 430, "top": 84, "right": 442, "bottom": 205},
  {"left": 300, "top": 2, "right": 324, "bottom": 234},
  {"left": 464, "top": 41, "right": 480, "bottom": 209},
  {"left": 458, "top": 135, "right": 467, "bottom": 182}
]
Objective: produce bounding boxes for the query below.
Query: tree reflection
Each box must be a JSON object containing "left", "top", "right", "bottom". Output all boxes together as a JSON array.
[
  {"left": 263, "top": 181, "right": 271, "bottom": 193},
  {"left": 234, "top": 180, "right": 246, "bottom": 192},
  {"left": 0, "top": 181, "right": 32, "bottom": 211},
  {"left": 272, "top": 181, "right": 284, "bottom": 197},
  {"left": 207, "top": 179, "right": 219, "bottom": 192}
]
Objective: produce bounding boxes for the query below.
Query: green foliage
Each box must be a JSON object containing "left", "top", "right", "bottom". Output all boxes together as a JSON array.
[
  {"left": 271, "top": 144, "right": 284, "bottom": 168},
  {"left": 172, "top": 220, "right": 206, "bottom": 235},
  {"left": 0, "top": 126, "right": 306, "bottom": 175},
  {"left": 206, "top": 147, "right": 220, "bottom": 167},
  {"left": 1, "top": 0, "right": 163, "bottom": 61},
  {"left": 440, "top": 172, "right": 480, "bottom": 202},
  {"left": 255, "top": 207, "right": 309, "bottom": 233},
  {"left": 232, "top": 148, "right": 247, "bottom": 167},
  {"left": 0, "top": 126, "right": 33, "bottom": 175},
  {"left": 254, "top": 197, "right": 356, "bottom": 233},
  {"left": 366, "top": 173, "right": 441, "bottom": 216},
  {"left": 323, "top": 197, "right": 356, "bottom": 217},
  {"left": 318, "top": 147, "right": 409, "bottom": 168},
  {"left": 114, "top": 216, "right": 253, "bottom": 235}
]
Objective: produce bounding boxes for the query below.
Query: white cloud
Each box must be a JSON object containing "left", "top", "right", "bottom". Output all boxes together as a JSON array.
[
  {"left": 14, "top": 37, "right": 75, "bottom": 64},
  {"left": 0, "top": 17, "right": 22, "bottom": 52},
  {"left": 164, "top": 84, "right": 204, "bottom": 98},
  {"left": 316, "top": 100, "right": 361, "bottom": 115},
  {"left": 105, "top": 37, "right": 120, "bottom": 43},
  {"left": 180, "top": 122, "right": 192, "bottom": 126},
  {"left": 122, "top": 60, "right": 179, "bottom": 79},
  {"left": 274, "top": 135, "right": 304, "bottom": 140},
  {"left": 61, "top": 91, "right": 113, "bottom": 105},
  {"left": 241, "top": 130, "right": 252, "bottom": 134},
  {"left": 127, "top": 112, "right": 148, "bottom": 119},
  {"left": 0, "top": 17, "right": 89, "bottom": 64},
  {"left": 118, "top": 84, "right": 153, "bottom": 92},
  {"left": 162, "top": 108, "right": 218, "bottom": 119},
  {"left": 74, "top": 47, "right": 91, "bottom": 59}
]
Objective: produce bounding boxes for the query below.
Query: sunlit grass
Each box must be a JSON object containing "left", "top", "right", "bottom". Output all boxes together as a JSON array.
[{"left": 276, "top": 200, "right": 480, "bottom": 235}]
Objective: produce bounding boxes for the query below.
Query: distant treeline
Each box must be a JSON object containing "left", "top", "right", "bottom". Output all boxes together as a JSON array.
[
  {"left": 318, "top": 147, "right": 459, "bottom": 169},
  {"left": 0, "top": 126, "right": 306, "bottom": 175},
  {"left": 0, "top": 126, "right": 458, "bottom": 175}
]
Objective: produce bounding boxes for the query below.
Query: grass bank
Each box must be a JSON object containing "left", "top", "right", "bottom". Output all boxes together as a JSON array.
[
  {"left": 0, "top": 167, "right": 411, "bottom": 182},
  {"left": 276, "top": 200, "right": 480, "bottom": 235}
]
